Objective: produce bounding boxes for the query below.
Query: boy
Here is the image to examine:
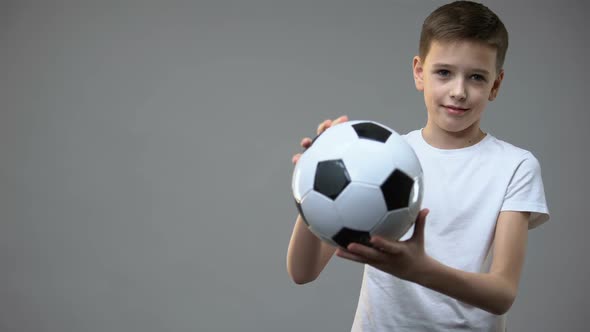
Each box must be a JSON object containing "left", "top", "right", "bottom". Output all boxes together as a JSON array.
[{"left": 287, "top": 1, "right": 549, "bottom": 331}]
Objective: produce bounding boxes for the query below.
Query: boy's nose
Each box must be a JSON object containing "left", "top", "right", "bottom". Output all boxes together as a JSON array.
[{"left": 450, "top": 79, "right": 467, "bottom": 101}]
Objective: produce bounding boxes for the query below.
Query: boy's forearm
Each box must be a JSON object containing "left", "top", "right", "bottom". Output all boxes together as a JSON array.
[
  {"left": 286, "top": 215, "right": 336, "bottom": 284},
  {"left": 415, "top": 256, "right": 516, "bottom": 315}
]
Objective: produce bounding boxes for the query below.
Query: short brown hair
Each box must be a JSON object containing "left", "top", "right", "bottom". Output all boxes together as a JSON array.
[{"left": 419, "top": 1, "right": 509, "bottom": 72}]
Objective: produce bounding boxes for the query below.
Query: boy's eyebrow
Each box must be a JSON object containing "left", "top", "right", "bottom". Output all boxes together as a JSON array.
[{"left": 432, "top": 63, "right": 490, "bottom": 75}]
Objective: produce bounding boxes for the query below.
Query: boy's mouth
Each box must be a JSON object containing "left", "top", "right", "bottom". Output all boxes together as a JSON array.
[{"left": 443, "top": 105, "right": 470, "bottom": 115}]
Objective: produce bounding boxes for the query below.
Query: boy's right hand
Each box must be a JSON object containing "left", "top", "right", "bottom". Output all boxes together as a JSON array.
[{"left": 291, "top": 115, "right": 349, "bottom": 165}]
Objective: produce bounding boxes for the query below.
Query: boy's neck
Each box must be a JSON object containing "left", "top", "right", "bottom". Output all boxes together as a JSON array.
[{"left": 421, "top": 125, "right": 486, "bottom": 150}]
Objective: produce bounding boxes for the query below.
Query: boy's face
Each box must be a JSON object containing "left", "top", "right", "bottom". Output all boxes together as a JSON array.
[{"left": 412, "top": 40, "right": 504, "bottom": 136}]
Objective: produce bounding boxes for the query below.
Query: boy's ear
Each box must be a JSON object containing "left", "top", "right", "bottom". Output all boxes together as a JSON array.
[
  {"left": 412, "top": 56, "right": 425, "bottom": 92},
  {"left": 488, "top": 69, "right": 505, "bottom": 101}
]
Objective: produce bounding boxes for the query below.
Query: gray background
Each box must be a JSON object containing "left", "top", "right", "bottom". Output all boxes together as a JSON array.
[{"left": 1, "top": 0, "right": 587, "bottom": 331}]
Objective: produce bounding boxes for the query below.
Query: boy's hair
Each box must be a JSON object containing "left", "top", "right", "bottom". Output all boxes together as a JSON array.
[{"left": 419, "top": 1, "right": 509, "bottom": 72}]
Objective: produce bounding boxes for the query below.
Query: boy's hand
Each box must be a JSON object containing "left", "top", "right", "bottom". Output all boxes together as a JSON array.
[
  {"left": 291, "top": 115, "right": 349, "bottom": 164},
  {"left": 335, "top": 209, "right": 433, "bottom": 282}
]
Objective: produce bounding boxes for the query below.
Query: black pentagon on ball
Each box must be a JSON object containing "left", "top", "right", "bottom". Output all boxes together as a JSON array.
[
  {"left": 380, "top": 169, "right": 414, "bottom": 211},
  {"left": 314, "top": 159, "right": 351, "bottom": 200},
  {"left": 332, "top": 227, "right": 374, "bottom": 248},
  {"left": 352, "top": 122, "right": 392, "bottom": 143}
]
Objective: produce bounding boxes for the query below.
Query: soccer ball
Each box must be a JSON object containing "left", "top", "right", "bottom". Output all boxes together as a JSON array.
[{"left": 292, "top": 120, "right": 423, "bottom": 249}]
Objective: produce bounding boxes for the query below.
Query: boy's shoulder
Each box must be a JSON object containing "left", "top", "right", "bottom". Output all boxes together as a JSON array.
[
  {"left": 481, "top": 134, "right": 543, "bottom": 171},
  {"left": 483, "top": 133, "right": 537, "bottom": 160}
]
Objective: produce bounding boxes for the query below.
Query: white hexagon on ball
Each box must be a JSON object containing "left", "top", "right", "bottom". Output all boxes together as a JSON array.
[
  {"left": 299, "top": 190, "right": 343, "bottom": 247},
  {"left": 334, "top": 182, "right": 388, "bottom": 232},
  {"left": 342, "top": 139, "right": 397, "bottom": 186}
]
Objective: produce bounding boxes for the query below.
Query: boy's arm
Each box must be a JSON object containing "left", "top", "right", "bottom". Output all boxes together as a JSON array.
[
  {"left": 286, "top": 215, "right": 337, "bottom": 284},
  {"left": 336, "top": 210, "right": 529, "bottom": 315},
  {"left": 416, "top": 211, "right": 529, "bottom": 315},
  {"left": 287, "top": 115, "right": 349, "bottom": 285}
]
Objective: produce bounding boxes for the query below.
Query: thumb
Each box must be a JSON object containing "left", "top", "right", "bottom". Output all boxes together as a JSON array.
[{"left": 411, "top": 208, "right": 430, "bottom": 244}]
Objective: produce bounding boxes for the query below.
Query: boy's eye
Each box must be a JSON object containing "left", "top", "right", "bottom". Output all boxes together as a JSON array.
[{"left": 470, "top": 74, "right": 486, "bottom": 82}]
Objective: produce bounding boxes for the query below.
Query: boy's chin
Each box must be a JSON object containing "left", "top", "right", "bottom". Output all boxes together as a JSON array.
[{"left": 438, "top": 121, "right": 479, "bottom": 135}]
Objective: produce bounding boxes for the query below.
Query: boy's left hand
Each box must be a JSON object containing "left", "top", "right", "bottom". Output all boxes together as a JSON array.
[{"left": 335, "top": 209, "right": 432, "bottom": 282}]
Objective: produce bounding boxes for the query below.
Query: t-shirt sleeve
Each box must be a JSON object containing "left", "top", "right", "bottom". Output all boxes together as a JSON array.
[{"left": 501, "top": 153, "right": 550, "bottom": 229}]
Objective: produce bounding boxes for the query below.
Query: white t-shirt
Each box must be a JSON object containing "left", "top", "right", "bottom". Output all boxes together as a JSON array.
[{"left": 351, "top": 129, "right": 550, "bottom": 332}]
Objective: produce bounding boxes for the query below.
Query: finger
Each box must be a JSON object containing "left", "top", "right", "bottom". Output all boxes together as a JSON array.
[
  {"left": 346, "top": 242, "right": 388, "bottom": 262},
  {"left": 369, "top": 236, "right": 404, "bottom": 255},
  {"left": 335, "top": 248, "right": 370, "bottom": 264},
  {"left": 292, "top": 153, "right": 301, "bottom": 164},
  {"left": 316, "top": 120, "right": 327, "bottom": 135},
  {"left": 333, "top": 115, "right": 349, "bottom": 125},
  {"left": 317, "top": 119, "right": 332, "bottom": 135},
  {"left": 411, "top": 209, "right": 430, "bottom": 243},
  {"left": 300, "top": 137, "right": 312, "bottom": 148}
]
